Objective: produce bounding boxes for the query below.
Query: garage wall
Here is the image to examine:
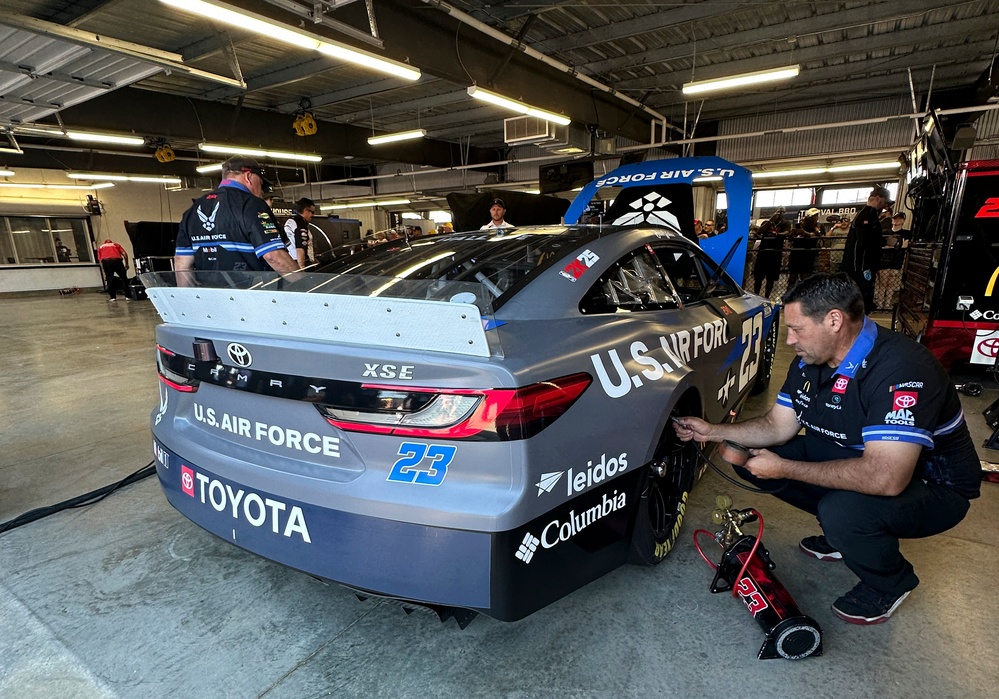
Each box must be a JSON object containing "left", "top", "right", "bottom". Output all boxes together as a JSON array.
[{"left": 968, "top": 108, "right": 999, "bottom": 161}]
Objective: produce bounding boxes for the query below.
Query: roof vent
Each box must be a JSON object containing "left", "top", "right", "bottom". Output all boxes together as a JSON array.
[{"left": 504, "top": 116, "right": 557, "bottom": 145}]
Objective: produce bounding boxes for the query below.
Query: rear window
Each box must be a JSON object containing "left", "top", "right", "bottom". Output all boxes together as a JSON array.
[{"left": 317, "top": 227, "right": 596, "bottom": 307}]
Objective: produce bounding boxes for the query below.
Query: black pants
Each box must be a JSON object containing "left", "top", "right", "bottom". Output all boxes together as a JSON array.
[
  {"left": 735, "top": 434, "right": 971, "bottom": 597},
  {"left": 101, "top": 259, "right": 128, "bottom": 299},
  {"left": 847, "top": 270, "right": 876, "bottom": 314}
]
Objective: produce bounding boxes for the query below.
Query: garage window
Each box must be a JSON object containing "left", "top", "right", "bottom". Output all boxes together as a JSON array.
[{"left": 0, "top": 215, "right": 93, "bottom": 265}]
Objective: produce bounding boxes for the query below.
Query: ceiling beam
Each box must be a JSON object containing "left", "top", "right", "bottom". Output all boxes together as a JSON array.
[
  {"left": 274, "top": 77, "right": 441, "bottom": 113},
  {"left": 0, "top": 13, "right": 245, "bottom": 89},
  {"left": 50, "top": 86, "right": 503, "bottom": 168}
]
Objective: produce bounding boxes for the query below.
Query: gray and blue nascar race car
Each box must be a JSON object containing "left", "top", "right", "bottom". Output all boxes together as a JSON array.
[{"left": 146, "top": 223, "right": 778, "bottom": 623}]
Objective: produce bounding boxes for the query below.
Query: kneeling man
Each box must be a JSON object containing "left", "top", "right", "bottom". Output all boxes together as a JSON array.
[{"left": 675, "top": 273, "right": 980, "bottom": 624}]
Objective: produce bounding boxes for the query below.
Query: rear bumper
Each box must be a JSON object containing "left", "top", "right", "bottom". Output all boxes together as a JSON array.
[
  {"left": 154, "top": 439, "right": 493, "bottom": 609},
  {"left": 153, "top": 438, "right": 641, "bottom": 621}
]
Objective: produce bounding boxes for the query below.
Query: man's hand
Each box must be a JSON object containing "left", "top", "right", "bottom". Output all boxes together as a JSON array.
[
  {"left": 673, "top": 417, "right": 718, "bottom": 443},
  {"left": 744, "top": 449, "right": 785, "bottom": 479}
]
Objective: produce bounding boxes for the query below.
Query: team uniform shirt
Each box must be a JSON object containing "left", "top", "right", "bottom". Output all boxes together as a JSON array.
[
  {"left": 481, "top": 220, "right": 514, "bottom": 230},
  {"left": 175, "top": 180, "right": 285, "bottom": 271},
  {"left": 776, "top": 317, "right": 980, "bottom": 499},
  {"left": 283, "top": 215, "right": 311, "bottom": 263},
  {"left": 97, "top": 241, "right": 126, "bottom": 261}
]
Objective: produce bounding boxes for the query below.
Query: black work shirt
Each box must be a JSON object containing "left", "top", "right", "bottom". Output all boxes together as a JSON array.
[
  {"left": 841, "top": 204, "right": 884, "bottom": 273},
  {"left": 777, "top": 318, "right": 981, "bottom": 499},
  {"left": 175, "top": 180, "right": 285, "bottom": 271}
]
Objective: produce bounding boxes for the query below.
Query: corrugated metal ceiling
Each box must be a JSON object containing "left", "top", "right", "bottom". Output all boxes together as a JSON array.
[{"left": 0, "top": 0, "right": 995, "bottom": 173}]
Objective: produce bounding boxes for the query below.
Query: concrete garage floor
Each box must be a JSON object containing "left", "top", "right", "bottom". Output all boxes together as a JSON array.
[{"left": 1, "top": 291, "right": 997, "bottom": 699}]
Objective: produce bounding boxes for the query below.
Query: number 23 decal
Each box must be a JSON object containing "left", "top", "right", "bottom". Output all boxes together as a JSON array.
[
  {"left": 387, "top": 442, "right": 457, "bottom": 486},
  {"left": 738, "top": 313, "right": 764, "bottom": 391}
]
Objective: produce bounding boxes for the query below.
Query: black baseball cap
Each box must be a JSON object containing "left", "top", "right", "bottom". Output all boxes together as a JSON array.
[
  {"left": 490, "top": 198, "right": 505, "bottom": 208},
  {"left": 871, "top": 184, "right": 893, "bottom": 206},
  {"left": 222, "top": 156, "right": 273, "bottom": 192}
]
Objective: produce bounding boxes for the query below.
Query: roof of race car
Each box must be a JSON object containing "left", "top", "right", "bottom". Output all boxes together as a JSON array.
[{"left": 317, "top": 225, "right": 690, "bottom": 308}]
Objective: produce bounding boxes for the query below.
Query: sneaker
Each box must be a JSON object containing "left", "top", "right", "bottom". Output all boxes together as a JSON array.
[
  {"left": 799, "top": 535, "right": 842, "bottom": 561},
  {"left": 109, "top": 298, "right": 117, "bottom": 303},
  {"left": 832, "top": 581, "right": 915, "bottom": 625}
]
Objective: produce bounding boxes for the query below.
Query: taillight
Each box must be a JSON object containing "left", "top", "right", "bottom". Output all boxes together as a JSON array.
[
  {"left": 156, "top": 345, "right": 200, "bottom": 392},
  {"left": 318, "top": 372, "right": 592, "bottom": 441}
]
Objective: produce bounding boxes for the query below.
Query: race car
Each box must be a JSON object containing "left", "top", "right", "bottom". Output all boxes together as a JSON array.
[{"left": 145, "top": 224, "right": 779, "bottom": 623}]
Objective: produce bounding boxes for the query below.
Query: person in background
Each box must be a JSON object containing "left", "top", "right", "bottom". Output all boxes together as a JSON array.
[
  {"left": 787, "top": 207, "right": 820, "bottom": 286},
  {"left": 411, "top": 225, "right": 423, "bottom": 238},
  {"left": 842, "top": 185, "right": 892, "bottom": 314},
  {"left": 55, "top": 238, "right": 72, "bottom": 263},
  {"left": 890, "top": 212, "right": 911, "bottom": 248},
  {"left": 284, "top": 198, "right": 315, "bottom": 267},
  {"left": 751, "top": 218, "right": 786, "bottom": 299},
  {"left": 482, "top": 198, "right": 514, "bottom": 229},
  {"left": 97, "top": 238, "right": 130, "bottom": 302},
  {"left": 174, "top": 157, "right": 299, "bottom": 281},
  {"left": 703, "top": 219, "right": 716, "bottom": 236},
  {"left": 675, "top": 273, "right": 979, "bottom": 625},
  {"left": 694, "top": 219, "right": 704, "bottom": 238}
]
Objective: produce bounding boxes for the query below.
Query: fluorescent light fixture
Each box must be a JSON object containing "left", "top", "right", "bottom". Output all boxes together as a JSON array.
[
  {"left": 753, "top": 162, "right": 901, "bottom": 179},
  {"left": 321, "top": 198, "right": 410, "bottom": 211},
  {"left": 466, "top": 86, "right": 571, "bottom": 126},
  {"left": 196, "top": 163, "right": 223, "bottom": 174},
  {"left": 159, "top": 0, "right": 420, "bottom": 81},
  {"left": 0, "top": 169, "right": 13, "bottom": 177},
  {"left": 826, "top": 161, "right": 901, "bottom": 173},
  {"left": 693, "top": 176, "right": 724, "bottom": 182},
  {"left": 67, "top": 172, "right": 182, "bottom": 184},
  {"left": 0, "top": 182, "right": 115, "bottom": 190},
  {"left": 15, "top": 125, "right": 145, "bottom": 146},
  {"left": 367, "top": 129, "right": 427, "bottom": 146},
  {"left": 683, "top": 65, "right": 800, "bottom": 95},
  {"left": 199, "top": 143, "right": 322, "bottom": 163}
]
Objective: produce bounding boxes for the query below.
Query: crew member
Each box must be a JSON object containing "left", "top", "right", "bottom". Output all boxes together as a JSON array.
[
  {"left": 481, "top": 198, "right": 514, "bottom": 229},
  {"left": 284, "top": 198, "right": 315, "bottom": 267},
  {"left": 97, "top": 238, "right": 129, "bottom": 302},
  {"left": 703, "top": 219, "right": 716, "bottom": 236},
  {"left": 174, "top": 157, "right": 299, "bottom": 279},
  {"left": 842, "top": 185, "right": 892, "bottom": 314},
  {"left": 675, "top": 274, "right": 980, "bottom": 625},
  {"left": 787, "top": 208, "right": 820, "bottom": 286}
]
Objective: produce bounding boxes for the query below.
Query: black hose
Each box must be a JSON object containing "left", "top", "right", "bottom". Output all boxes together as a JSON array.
[{"left": 0, "top": 462, "right": 156, "bottom": 535}]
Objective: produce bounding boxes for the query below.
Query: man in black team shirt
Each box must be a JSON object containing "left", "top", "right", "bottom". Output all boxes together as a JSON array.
[
  {"left": 674, "top": 274, "right": 979, "bottom": 625},
  {"left": 174, "top": 156, "right": 299, "bottom": 279}
]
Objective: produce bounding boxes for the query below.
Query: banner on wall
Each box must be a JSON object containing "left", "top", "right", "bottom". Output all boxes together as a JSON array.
[{"left": 564, "top": 156, "right": 753, "bottom": 285}]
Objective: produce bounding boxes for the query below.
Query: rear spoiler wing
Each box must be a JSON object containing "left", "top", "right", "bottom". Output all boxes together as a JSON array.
[{"left": 141, "top": 272, "right": 493, "bottom": 358}]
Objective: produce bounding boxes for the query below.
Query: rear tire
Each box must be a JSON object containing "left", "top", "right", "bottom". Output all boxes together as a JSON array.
[
  {"left": 750, "top": 315, "right": 779, "bottom": 396},
  {"left": 628, "top": 404, "right": 699, "bottom": 566}
]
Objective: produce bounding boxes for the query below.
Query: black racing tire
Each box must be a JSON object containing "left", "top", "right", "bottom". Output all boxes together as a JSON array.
[
  {"left": 628, "top": 404, "right": 699, "bottom": 566},
  {"left": 750, "top": 314, "right": 780, "bottom": 396}
]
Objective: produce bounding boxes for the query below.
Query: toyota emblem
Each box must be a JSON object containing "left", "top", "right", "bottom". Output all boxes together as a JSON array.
[
  {"left": 895, "top": 394, "right": 916, "bottom": 409},
  {"left": 226, "top": 343, "right": 252, "bottom": 367}
]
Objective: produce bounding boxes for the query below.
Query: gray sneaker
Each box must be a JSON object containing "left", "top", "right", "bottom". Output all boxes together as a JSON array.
[{"left": 799, "top": 535, "right": 842, "bottom": 561}]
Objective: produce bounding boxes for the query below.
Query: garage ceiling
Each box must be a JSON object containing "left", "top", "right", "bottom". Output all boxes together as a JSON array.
[{"left": 1, "top": 0, "right": 997, "bottom": 184}]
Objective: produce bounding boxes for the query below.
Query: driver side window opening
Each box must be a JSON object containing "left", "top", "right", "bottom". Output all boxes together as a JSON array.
[{"left": 580, "top": 247, "right": 678, "bottom": 314}]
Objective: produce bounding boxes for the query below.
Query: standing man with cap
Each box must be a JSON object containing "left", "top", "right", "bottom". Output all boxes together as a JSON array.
[
  {"left": 481, "top": 198, "right": 514, "bottom": 230},
  {"left": 284, "top": 197, "right": 315, "bottom": 268},
  {"left": 97, "top": 238, "right": 129, "bottom": 302},
  {"left": 842, "top": 184, "right": 892, "bottom": 314},
  {"left": 174, "top": 157, "right": 299, "bottom": 279}
]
